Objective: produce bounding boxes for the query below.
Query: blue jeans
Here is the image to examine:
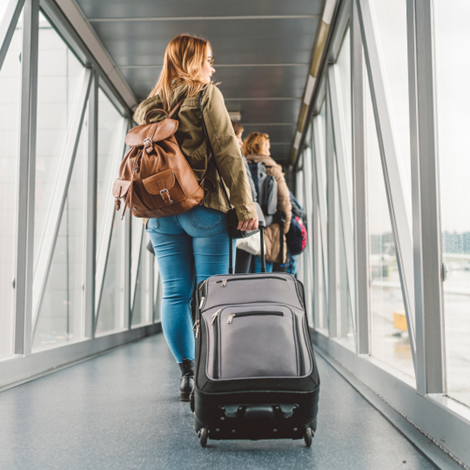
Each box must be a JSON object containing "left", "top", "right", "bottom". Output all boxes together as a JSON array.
[
  {"left": 146, "top": 205, "right": 232, "bottom": 363},
  {"left": 253, "top": 255, "right": 273, "bottom": 273}
]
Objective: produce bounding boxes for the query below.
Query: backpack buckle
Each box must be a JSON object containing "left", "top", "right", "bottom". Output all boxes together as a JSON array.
[
  {"left": 143, "top": 137, "right": 154, "bottom": 154},
  {"left": 160, "top": 188, "right": 173, "bottom": 205}
]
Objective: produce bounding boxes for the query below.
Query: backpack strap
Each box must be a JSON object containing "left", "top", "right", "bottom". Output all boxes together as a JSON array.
[
  {"left": 145, "top": 108, "right": 168, "bottom": 124},
  {"left": 144, "top": 97, "right": 185, "bottom": 124},
  {"left": 168, "top": 97, "right": 185, "bottom": 118}
]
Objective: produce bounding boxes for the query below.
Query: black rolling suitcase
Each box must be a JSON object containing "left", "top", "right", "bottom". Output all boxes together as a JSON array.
[{"left": 190, "top": 224, "right": 320, "bottom": 448}]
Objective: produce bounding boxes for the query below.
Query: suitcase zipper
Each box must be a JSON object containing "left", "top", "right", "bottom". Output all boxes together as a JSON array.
[
  {"left": 211, "top": 309, "right": 222, "bottom": 324},
  {"left": 216, "top": 276, "right": 287, "bottom": 285},
  {"left": 199, "top": 296, "right": 205, "bottom": 309},
  {"left": 227, "top": 311, "right": 284, "bottom": 324},
  {"left": 193, "top": 319, "right": 200, "bottom": 338}
]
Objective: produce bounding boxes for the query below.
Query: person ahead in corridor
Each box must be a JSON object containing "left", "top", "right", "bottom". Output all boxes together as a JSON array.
[
  {"left": 133, "top": 35, "right": 258, "bottom": 401},
  {"left": 243, "top": 132, "right": 292, "bottom": 273}
]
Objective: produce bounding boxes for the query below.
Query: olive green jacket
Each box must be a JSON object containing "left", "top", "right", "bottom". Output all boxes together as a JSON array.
[{"left": 133, "top": 84, "right": 257, "bottom": 222}]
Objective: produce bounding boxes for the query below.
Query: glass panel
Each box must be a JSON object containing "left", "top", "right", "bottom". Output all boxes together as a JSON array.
[
  {"left": 0, "top": 12, "right": 22, "bottom": 359},
  {"left": 369, "top": 0, "right": 412, "bottom": 228},
  {"left": 0, "top": 0, "right": 11, "bottom": 22},
  {"left": 34, "top": 13, "right": 84, "bottom": 273},
  {"left": 96, "top": 214, "right": 125, "bottom": 336},
  {"left": 33, "top": 120, "right": 86, "bottom": 352},
  {"left": 96, "top": 89, "right": 124, "bottom": 264},
  {"left": 366, "top": 72, "right": 414, "bottom": 378},
  {"left": 434, "top": 0, "right": 470, "bottom": 407},
  {"left": 336, "top": 186, "right": 355, "bottom": 350},
  {"left": 132, "top": 236, "right": 149, "bottom": 328}
]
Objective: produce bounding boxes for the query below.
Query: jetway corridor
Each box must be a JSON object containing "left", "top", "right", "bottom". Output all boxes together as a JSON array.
[
  {"left": 0, "top": 334, "right": 451, "bottom": 469},
  {"left": 1, "top": 0, "right": 470, "bottom": 468}
]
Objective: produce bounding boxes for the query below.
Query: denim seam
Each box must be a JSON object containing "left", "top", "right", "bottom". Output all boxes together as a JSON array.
[{"left": 172, "top": 215, "right": 182, "bottom": 229}]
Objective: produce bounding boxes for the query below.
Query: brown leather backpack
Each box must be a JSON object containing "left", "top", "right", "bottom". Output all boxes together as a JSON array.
[{"left": 112, "top": 99, "right": 204, "bottom": 219}]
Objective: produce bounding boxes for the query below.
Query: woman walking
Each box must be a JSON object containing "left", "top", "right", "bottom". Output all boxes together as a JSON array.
[
  {"left": 133, "top": 35, "right": 258, "bottom": 400},
  {"left": 243, "top": 132, "right": 292, "bottom": 273}
]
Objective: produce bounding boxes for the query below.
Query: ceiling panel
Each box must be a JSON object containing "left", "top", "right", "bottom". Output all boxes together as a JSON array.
[
  {"left": 121, "top": 65, "right": 309, "bottom": 101},
  {"left": 218, "top": 99, "right": 301, "bottom": 124},
  {"left": 72, "top": 0, "right": 323, "bottom": 162},
  {"left": 265, "top": 144, "right": 293, "bottom": 164},
  {"left": 89, "top": 18, "right": 319, "bottom": 67},
  {"left": 77, "top": 0, "right": 324, "bottom": 19},
  {"left": 241, "top": 124, "right": 297, "bottom": 144}
]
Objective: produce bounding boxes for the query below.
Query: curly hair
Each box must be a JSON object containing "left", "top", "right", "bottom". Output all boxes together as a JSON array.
[{"left": 242, "top": 132, "right": 270, "bottom": 156}]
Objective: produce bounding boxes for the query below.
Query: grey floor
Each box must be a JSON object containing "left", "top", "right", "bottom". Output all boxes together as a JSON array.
[{"left": 0, "top": 334, "right": 440, "bottom": 470}]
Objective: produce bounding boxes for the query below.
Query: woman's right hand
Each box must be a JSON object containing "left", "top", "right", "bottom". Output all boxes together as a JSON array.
[{"left": 238, "top": 217, "right": 259, "bottom": 232}]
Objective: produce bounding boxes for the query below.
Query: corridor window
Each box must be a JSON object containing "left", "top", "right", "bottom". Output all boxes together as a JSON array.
[
  {"left": 32, "top": 13, "right": 86, "bottom": 352},
  {"left": 434, "top": 0, "right": 470, "bottom": 408},
  {"left": 369, "top": 0, "right": 411, "bottom": 229},
  {"left": 96, "top": 212, "right": 125, "bottom": 335},
  {"left": 365, "top": 70, "right": 414, "bottom": 378}
]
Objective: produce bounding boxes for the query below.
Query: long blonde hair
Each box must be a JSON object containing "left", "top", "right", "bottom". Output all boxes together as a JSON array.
[{"left": 149, "top": 34, "right": 214, "bottom": 110}]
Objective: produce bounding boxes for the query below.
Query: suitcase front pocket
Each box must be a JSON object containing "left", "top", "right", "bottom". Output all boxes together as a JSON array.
[{"left": 209, "top": 306, "right": 300, "bottom": 380}]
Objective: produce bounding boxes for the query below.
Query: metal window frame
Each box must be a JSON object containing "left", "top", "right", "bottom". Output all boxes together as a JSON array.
[
  {"left": 295, "top": 162, "right": 305, "bottom": 282},
  {"left": 122, "top": 209, "right": 131, "bottom": 331},
  {"left": 313, "top": 114, "right": 329, "bottom": 304},
  {"left": 326, "top": 84, "right": 337, "bottom": 338},
  {"left": 14, "top": 0, "right": 38, "bottom": 356},
  {"left": 351, "top": 0, "right": 370, "bottom": 355},
  {"left": 84, "top": 70, "right": 98, "bottom": 339},
  {"left": 407, "top": 0, "right": 445, "bottom": 395},
  {"left": 311, "top": 123, "right": 321, "bottom": 330},
  {"left": 302, "top": 145, "right": 315, "bottom": 324}
]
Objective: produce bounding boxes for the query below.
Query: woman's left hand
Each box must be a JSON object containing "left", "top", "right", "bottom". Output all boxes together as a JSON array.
[{"left": 237, "top": 217, "right": 259, "bottom": 232}]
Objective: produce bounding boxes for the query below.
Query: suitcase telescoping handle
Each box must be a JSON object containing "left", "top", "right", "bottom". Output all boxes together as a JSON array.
[{"left": 229, "top": 222, "right": 266, "bottom": 274}]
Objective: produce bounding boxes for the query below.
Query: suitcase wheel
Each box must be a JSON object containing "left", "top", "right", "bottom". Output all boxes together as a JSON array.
[
  {"left": 189, "top": 390, "right": 195, "bottom": 413},
  {"left": 198, "top": 427, "right": 208, "bottom": 448},
  {"left": 304, "top": 427, "right": 313, "bottom": 447}
]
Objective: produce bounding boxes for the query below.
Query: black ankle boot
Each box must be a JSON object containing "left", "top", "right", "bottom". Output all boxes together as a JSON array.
[{"left": 178, "top": 358, "right": 194, "bottom": 402}]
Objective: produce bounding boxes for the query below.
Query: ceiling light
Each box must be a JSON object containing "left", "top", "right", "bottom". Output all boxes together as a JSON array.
[{"left": 228, "top": 111, "right": 241, "bottom": 121}]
